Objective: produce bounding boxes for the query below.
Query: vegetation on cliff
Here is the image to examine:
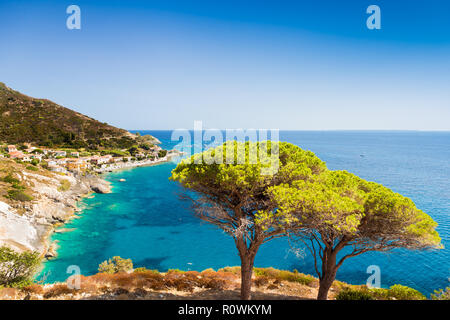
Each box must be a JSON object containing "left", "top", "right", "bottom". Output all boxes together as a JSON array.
[
  {"left": 0, "top": 261, "right": 447, "bottom": 300},
  {"left": 0, "top": 82, "right": 155, "bottom": 150},
  {"left": 0, "top": 246, "right": 41, "bottom": 288}
]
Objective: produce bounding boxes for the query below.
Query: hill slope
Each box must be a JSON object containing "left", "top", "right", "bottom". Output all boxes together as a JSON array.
[{"left": 0, "top": 82, "right": 139, "bottom": 149}]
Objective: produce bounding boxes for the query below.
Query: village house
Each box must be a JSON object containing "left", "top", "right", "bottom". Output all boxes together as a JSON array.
[
  {"left": 53, "top": 150, "right": 67, "bottom": 157},
  {"left": 70, "top": 151, "right": 80, "bottom": 157},
  {"left": 7, "top": 145, "right": 17, "bottom": 153},
  {"left": 25, "top": 147, "right": 36, "bottom": 153},
  {"left": 47, "top": 160, "right": 57, "bottom": 166},
  {"left": 30, "top": 154, "right": 43, "bottom": 161},
  {"left": 48, "top": 164, "right": 67, "bottom": 174},
  {"left": 55, "top": 158, "right": 68, "bottom": 165},
  {"left": 65, "top": 159, "right": 88, "bottom": 172},
  {"left": 8, "top": 151, "right": 24, "bottom": 159},
  {"left": 91, "top": 155, "right": 113, "bottom": 165}
]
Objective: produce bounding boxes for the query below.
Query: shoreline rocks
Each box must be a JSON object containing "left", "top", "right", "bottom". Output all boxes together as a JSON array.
[{"left": 0, "top": 171, "right": 111, "bottom": 256}]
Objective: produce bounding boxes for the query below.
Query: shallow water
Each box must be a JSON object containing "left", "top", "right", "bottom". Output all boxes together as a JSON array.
[{"left": 41, "top": 131, "right": 450, "bottom": 296}]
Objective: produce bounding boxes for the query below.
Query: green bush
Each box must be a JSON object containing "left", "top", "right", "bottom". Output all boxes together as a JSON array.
[
  {"left": 431, "top": 287, "right": 450, "bottom": 300},
  {"left": 387, "top": 284, "right": 426, "bottom": 300},
  {"left": 11, "top": 182, "right": 25, "bottom": 190},
  {"left": 0, "top": 246, "right": 41, "bottom": 288},
  {"left": 336, "top": 288, "right": 374, "bottom": 300},
  {"left": 58, "top": 179, "right": 71, "bottom": 192},
  {"left": 7, "top": 189, "right": 34, "bottom": 201},
  {"left": 26, "top": 165, "right": 39, "bottom": 171},
  {"left": 98, "top": 256, "right": 133, "bottom": 274},
  {"left": 338, "top": 284, "right": 427, "bottom": 300},
  {"left": 133, "top": 267, "right": 159, "bottom": 274},
  {"left": 30, "top": 159, "right": 39, "bottom": 166},
  {"left": 253, "top": 267, "right": 315, "bottom": 286},
  {"left": 2, "top": 173, "right": 19, "bottom": 184},
  {"left": 158, "top": 150, "right": 167, "bottom": 158}
]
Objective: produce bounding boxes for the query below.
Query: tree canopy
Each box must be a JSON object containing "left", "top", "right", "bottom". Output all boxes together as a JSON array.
[
  {"left": 170, "top": 141, "right": 327, "bottom": 299},
  {"left": 171, "top": 140, "right": 441, "bottom": 300},
  {"left": 263, "top": 169, "right": 441, "bottom": 299}
]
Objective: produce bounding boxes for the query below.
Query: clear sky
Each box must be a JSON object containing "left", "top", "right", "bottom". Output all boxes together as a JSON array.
[{"left": 1, "top": 0, "right": 449, "bottom": 130}]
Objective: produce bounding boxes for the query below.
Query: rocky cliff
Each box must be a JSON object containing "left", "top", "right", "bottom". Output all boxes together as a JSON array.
[{"left": 0, "top": 159, "right": 111, "bottom": 256}]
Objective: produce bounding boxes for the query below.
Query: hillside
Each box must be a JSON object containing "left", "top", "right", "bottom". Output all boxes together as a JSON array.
[
  {"left": 0, "top": 266, "right": 435, "bottom": 300},
  {"left": 0, "top": 82, "right": 142, "bottom": 149}
]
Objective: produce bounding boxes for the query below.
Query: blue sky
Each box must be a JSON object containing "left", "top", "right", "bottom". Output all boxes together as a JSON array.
[{"left": 0, "top": 0, "right": 449, "bottom": 130}]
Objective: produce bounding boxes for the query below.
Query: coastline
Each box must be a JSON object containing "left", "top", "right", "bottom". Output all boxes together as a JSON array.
[
  {"left": 0, "top": 164, "right": 112, "bottom": 258},
  {"left": 93, "top": 151, "right": 182, "bottom": 174},
  {"left": 38, "top": 151, "right": 183, "bottom": 273}
]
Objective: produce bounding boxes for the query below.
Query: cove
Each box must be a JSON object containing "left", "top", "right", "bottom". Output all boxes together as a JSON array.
[{"left": 40, "top": 131, "right": 450, "bottom": 296}]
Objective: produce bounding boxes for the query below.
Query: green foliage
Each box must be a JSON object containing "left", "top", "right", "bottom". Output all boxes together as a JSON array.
[
  {"left": 2, "top": 173, "right": 19, "bottom": 184},
  {"left": 98, "top": 256, "right": 133, "bottom": 274},
  {"left": 139, "top": 142, "right": 153, "bottom": 150},
  {"left": 158, "top": 149, "right": 167, "bottom": 157},
  {"left": 133, "top": 267, "right": 159, "bottom": 274},
  {"left": 0, "top": 246, "right": 41, "bottom": 288},
  {"left": 385, "top": 284, "right": 426, "bottom": 300},
  {"left": 100, "top": 149, "right": 129, "bottom": 157},
  {"left": 0, "top": 83, "right": 142, "bottom": 149},
  {"left": 7, "top": 189, "right": 34, "bottom": 201},
  {"left": 58, "top": 179, "right": 71, "bottom": 192},
  {"left": 11, "top": 182, "right": 25, "bottom": 190},
  {"left": 431, "top": 287, "right": 450, "bottom": 300},
  {"left": 336, "top": 285, "right": 426, "bottom": 300},
  {"left": 128, "top": 146, "right": 139, "bottom": 155},
  {"left": 253, "top": 267, "right": 315, "bottom": 286},
  {"left": 336, "top": 288, "right": 374, "bottom": 300},
  {"left": 30, "top": 159, "right": 39, "bottom": 166},
  {"left": 26, "top": 165, "right": 39, "bottom": 171}
]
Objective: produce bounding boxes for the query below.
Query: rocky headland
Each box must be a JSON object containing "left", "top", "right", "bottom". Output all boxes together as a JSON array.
[{"left": 0, "top": 159, "right": 111, "bottom": 258}]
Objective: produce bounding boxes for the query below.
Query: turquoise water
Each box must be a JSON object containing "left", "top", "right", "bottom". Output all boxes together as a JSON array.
[{"left": 41, "top": 131, "right": 450, "bottom": 296}]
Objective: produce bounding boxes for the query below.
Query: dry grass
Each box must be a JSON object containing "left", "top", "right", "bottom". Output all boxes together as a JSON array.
[{"left": 1, "top": 266, "right": 418, "bottom": 301}]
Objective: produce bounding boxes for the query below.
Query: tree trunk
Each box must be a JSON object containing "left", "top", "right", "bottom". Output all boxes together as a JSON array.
[
  {"left": 317, "top": 276, "right": 335, "bottom": 300},
  {"left": 317, "top": 248, "right": 338, "bottom": 300},
  {"left": 240, "top": 254, "right": 255, "bottom": 300}
]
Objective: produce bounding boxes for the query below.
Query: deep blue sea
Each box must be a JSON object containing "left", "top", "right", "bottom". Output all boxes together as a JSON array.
[{"left": 40, "top": 131, "right": 450, "bottom": 296}]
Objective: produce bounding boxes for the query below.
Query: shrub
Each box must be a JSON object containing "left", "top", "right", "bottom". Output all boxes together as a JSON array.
[
  {"left": 253, "top": 267, "right": 315, "bottom": 286},
  {"left": 336, "top": 288, "right": 374, "bottom": 300},
  {"left": 98, "top": 256, "right": 133, "bottom": 274},
  {"left": 0, "top": 246, "right": 41, "bottom": 288},
  {"left": 387, "top": 284, "right": 426, "bottom": 300},
  {"left": 219, "top": 266, "right": 240, "bottom": 274},
  {"left": 431, "top": 287, "right": 450, "bottom": 300},
  {"left": 23, "top": 284, "right": 44, "bottom": 295},
  {"left": 2, "top": 173, "right": 19, "bottom": 184},
  {"left": 11, "top": 182, "right": 25, "bottom": 190},
  {"left": 158, "top": 150, "right": 167, "bottom": 158},
  {"left": 43, "top": 284, "right": 76, "bottom": 298},
  {"left": 26, "top": 165, "right": 39, "bottom": 171},
  {"left": 254, "top": 276, "right": 270, "bottom": 288},
  {"left": 6, "top": 189, "right": 34, "bottom": 201},
  {"left": 58, "top": 179, "right": 71, "bottom": 192}
]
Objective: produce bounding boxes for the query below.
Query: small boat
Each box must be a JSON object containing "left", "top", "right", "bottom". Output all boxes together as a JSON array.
[{"left": 119, "top": 178, "right": 126, "bottom": 182}]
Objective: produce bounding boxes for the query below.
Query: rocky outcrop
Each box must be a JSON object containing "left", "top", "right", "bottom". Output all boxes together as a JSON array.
[
  {"left": 88, "top": 178, "right": 111, "bottom": 194},
  {"left": 0, "top": 201, "right": 48, "bottom": 252},
  {"left": 0, "top": 170, "right": 111, "bottom": 255}
]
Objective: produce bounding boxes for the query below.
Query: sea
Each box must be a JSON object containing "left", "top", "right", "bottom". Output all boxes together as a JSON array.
[{"left": 40, "top": 131, "right": 450, "bottom": 296}]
